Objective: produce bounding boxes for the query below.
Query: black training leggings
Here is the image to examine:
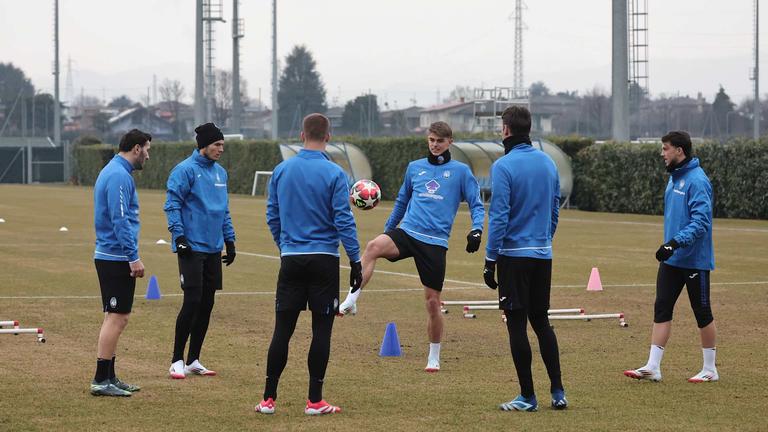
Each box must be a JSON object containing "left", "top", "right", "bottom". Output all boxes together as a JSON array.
[
  {"left": 172, "top": 284, "right": 216, "bottom": 363},
  {"left": 263, "top": 310, "right": 335, "bottom": 402},
  {"left": 504, "top": 308, "right": 563, "bottom": 397}
]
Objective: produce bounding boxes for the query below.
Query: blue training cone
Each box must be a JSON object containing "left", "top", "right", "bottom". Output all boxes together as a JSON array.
[
  {"left": 145, "top": 275, "right": 161, "bottom": 300},
  {"left": 379, "top": 322, "right": 402, "bottom": 357}
]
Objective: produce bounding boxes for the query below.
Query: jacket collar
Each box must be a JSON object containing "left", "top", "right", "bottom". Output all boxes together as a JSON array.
[
  {"left": 192, "top": 150, "right": 215, "bottom": 167},
  {"left": 114, "top": 154, "right": 134, "bottom": 173},
  {"left": 502, "top": 135, "right": 532, "bottom": 154},
  {"left": 298, "top": 148, "right": 330, "bottom": 160},
  {"left": 670, "top": 157, "right": 699, "bottom": 178}
]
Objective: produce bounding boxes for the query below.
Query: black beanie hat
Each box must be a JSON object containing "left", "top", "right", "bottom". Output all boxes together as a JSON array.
[{"left": 195, "top": 123, "right": 224, "bottom": 149}]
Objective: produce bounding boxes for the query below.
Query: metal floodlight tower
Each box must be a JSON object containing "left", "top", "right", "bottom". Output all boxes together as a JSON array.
[
  {"left": 231, "top": 0, "right": 244, "bottom": 134},
  {"left": 271, "top": 0, "right": 278, "bottom": 139},
  {"left": 53, "top": 0, "right": 65, "bottom": 180},
  {"left": 753, "top": 0, "right": 760, "bottom": 141},
  {"left": 513, "top": 0, "right": 525, "bottom": 97},
  {"left": 628, "top": 0, "right": 649, "bottom": 136},
  {"left": 203, "top": 0, "right": 225, "bottom": 123},
  {"left": 611, "top": 0, "right": 630, "bottom": 141},
  {"left": 195, "top": 0, "right": 205, "bottom": 126}
]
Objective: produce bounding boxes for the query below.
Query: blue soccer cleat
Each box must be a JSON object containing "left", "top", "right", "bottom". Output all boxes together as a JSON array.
[
  {"left": 551, "top": 389, "right": 568, "bottom": 409},
  {"left": 499, "top": 394, "right": 538, "bottom": 412}
]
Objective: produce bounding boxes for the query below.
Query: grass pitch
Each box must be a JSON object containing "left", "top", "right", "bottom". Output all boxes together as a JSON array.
[{"left": 0, "top": 184, "right": 767, "bottom": 431}]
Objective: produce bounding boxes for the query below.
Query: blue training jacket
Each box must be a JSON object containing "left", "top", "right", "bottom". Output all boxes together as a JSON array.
[
  {"left": 266, "top": 149, "right": 360, "bottom": 262},
  {"left": 486, "top": 144, "right": 560, "bottom": 261},
  {"left": 93, "top": 154, "right": 141, "bottom": 262},
  {"left": 384, "top": 158, "right": 485, "bottom": 248},
  {"left": 164, "top": 151, "right": 236, "bottom": 253},
  {"left": 664, "top": 157, "right": 715, "bottom": 271}
]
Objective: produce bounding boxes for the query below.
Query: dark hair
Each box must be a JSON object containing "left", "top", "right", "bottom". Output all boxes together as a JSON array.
[
  {"left": 428, "top": 121, "right": 453, "bottom": 138},
  {"left": 501, "top": 105, "right": 532, "bottom": 136},
  {"left": 118, "top": 129, "right": 151, "bottom": 152},
  {"left": 302, "top": 113, "right": 330, "bottom": 141},
  {"left": 661, "top": 131, "right": 692, "bottom": 157}
]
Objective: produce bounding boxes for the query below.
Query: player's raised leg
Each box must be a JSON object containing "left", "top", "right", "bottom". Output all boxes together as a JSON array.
[{"left": 338, "top": 234, "right": 399, "bottom": 316}]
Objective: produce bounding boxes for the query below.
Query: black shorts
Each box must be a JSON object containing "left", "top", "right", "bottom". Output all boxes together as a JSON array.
[
  {"left": 95, "top": 259, "right": 136, "bottom": 314},
  {"left": 178, "top": 251, "right": 223, "bottom": 300},
  {"left": 385, "top": 228, "right": 447, "bottom": 291},
  {"left": 276, "top": 255, "right": 340, "bottom": 315},
  {"left": 496, "top": 256, "right": 552, "bottom": 312},
  {"left": 654, "top": 262, "right": 713, "bottom": 328}
]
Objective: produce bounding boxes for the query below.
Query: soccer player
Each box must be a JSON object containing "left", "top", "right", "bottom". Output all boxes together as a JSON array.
[
  {"left": 338, "top": 121, "right": 485, "bottom": 373},
  {"left": 484, "top": 106, "right": 566, "bottom": 412},
  {"left": 164, "top": 122, "right": 236, "bottom": 379},
  {"left": 254, "top": 113, "right": 362, "bottom": 415},
  {"left": 624, "top": 131, "right": 717, "bottom": 383},
  {"left": 90, "top": 129, "right": 151, "bottom": 397}
]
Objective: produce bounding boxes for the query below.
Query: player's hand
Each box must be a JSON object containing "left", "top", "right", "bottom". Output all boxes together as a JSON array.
[
  {"left": 129, "top": 259, "right": 145, "bottom": 278},
  {"left": 175, "top": 236, "right": 191, "bottom": 258},
  {"left": 655, "top": 239, "right": 679, "bottom": 262},
  {"left": 465, "top": 229, "right": 482, "bottom": 253},
  {"left": 222, "top": 241, "right": 236, "bottom": 266},
  {"left": 349, "top": 260, "right": 363, "bottom": 292},
  {"left": 483, "top": 259, "right": 497, "bottom": 289}
]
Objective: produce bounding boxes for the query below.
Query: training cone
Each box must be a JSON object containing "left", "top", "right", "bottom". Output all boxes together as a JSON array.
[
  {"left": 156, "top": 239, "right": 169, "bottom": 245},
  {"left": 379, "top": 322, "right": 402, "bottom": 357},
  {"left": 0, "top": 218, "right": 5, "bottom": 223},
  {"left": 58, "top": 226, "right": 68, "bottom": 232},
  {"left": 587, "top": 267, "right": 603, "bottom": 291},
  {"left": 145, "top": 275, "right": 161, "bottom": 300}
]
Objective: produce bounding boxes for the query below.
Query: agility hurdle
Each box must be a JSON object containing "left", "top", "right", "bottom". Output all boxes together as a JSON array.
[
  {"left": 547, "top": 313, "right": 628, "bottom": 327},
  {"left": 0, "top": 319, "right": 46, "bottom": 342},
  {"left": 0, "top": 320, "right": 19, "bottom": 329},
  {"left": 463, "top": 305, "right": 584, "bottom": 314}
]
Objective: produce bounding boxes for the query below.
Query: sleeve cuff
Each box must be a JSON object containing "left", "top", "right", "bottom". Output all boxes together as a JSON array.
[
  {"left": 128, "top": 256, "right": 140, "bottom": 263},
  {"left": 485, "top": 251, "right": 498, "bottom": 261},
  {"left": 349, "top": 253, "right": 361, "bottom": 263}
]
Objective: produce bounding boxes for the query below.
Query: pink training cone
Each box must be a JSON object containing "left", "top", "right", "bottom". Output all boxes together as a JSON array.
[{"left": 587, "top": 267, "right": 603, "bottom": 291}]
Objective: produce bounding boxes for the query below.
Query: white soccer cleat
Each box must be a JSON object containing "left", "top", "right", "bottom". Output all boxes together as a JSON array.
[
  {"left": 688, "top": 369, "right": 719, "bottom": 383},
  {"left": 169, "top": 360, "right": 185, "bottom": 379},
  {"left": 184, "top": 359, "right": 217, "bottom": 376},
  {"left": 424, "top": 359, "right": 440, "bottom": 373},
  {"left": 623, "top": 366, "right": 661, "bottom": 382}
]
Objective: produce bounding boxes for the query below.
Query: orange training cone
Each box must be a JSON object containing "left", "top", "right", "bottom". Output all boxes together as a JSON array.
[{"left": 587, "top": 267, "right": 603, "bottom": 291}]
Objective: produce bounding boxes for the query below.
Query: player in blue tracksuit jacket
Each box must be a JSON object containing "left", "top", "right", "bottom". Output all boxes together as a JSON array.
[
  {"left": 337, "top": 121, "right": 485, "bottom": 373},
  {"left": 164, "top": 122, "right": 236, "bottom": 379},
  {"left": 624, "top": 131, "right": 719, "bottom": 384},
  {"left": 255, "top": 113, "right": 361, "bottom": 415},
  {"left": 484, "top": 106, "right": 566, "bottom": 412},
  {"left": 90, "top": 129, "right": 151, "bottom": 397}
]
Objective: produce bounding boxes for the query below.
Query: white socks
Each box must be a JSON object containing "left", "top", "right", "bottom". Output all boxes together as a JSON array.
[
  {"left": 646, "top": 345, "right": 665, "bottom": 370},
  {"left": 428, "top": 342, "right": 441, "bottom": 363},
  {"left": 702, "top": 347, "right": 717, "bottom": 371}
]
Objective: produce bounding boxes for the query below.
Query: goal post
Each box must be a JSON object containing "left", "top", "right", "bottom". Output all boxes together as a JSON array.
[{"left": 251, "top": 171, "right": 274, "bottom": 197}]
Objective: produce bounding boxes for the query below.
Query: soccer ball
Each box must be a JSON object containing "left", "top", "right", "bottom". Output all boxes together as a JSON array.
[{"left": 350, "top": 179, "right": 381, "bottom": 210}]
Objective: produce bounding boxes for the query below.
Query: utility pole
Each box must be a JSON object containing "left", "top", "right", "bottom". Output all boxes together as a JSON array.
[
  {"left": 271, "top": 0, "right": 278, "bottom": 139},
  {"left": 232, "top": 0, "right": 244, "bottom": 134},
  {"left": 194, "top": 0, "right": 205, "bottom": 126},
  {"left": 611, "top": 0, "right": 630, "bottom": 141},
  {"left": 54, "top": 0, "right": 65, "bottom": 180}
]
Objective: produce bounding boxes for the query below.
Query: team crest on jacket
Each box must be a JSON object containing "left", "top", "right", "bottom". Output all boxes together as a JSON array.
[
  {"left": 679, "top": 179, "right": 685, "bottom": 188},
  {"left": 443, "top": 170, "right": 451, "bottom": 178},
  {"left": 425, "top": 179, "right": 440, "bottom": 194}
]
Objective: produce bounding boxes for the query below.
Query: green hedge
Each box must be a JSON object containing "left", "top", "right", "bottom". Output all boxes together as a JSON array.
[{"left": 572, "top": 140, "right": 768, "bottom": 219}]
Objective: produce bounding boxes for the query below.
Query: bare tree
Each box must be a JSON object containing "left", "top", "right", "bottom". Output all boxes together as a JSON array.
[
  {"left": 159, "top": 79, "right": 185, "bottom": 140},
  {"left": 213, "top": 69, "right": 249, "bottom": 128}
]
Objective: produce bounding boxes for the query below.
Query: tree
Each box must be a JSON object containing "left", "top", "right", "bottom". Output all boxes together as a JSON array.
[
  {"left": 529, "top": 81, "right": 550, "bottom": 98},
  {"left": 277, "top": 45, "right": 327, "bottom": 137},
  {"left": 0, "top": 62, "right": 35, "bottom": 134},
  {"left": 108, "top": 95, "right": 135, "bottom": 110},
  {"left": 583, "top": 86, "right": 611, "bottom": 138},
  {"left": 210, "top": 70, "right": 249, "bottom": 130},
  {"left": 341, "top": 94, "right": 381, "bottom": 136},
  {"left": 712, "top": 85, "right": 735, "bottom": 136},
  {"left": 159, "top": 79, "right": 185, "bottom": 139},
  {"left": 444, "top": 85, "right": 474, "bottom": 103}
]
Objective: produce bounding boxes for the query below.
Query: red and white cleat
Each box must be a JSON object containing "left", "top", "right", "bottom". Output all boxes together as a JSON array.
[
  {"left": 623, "top": 367, "right": 661, "bottom": 382},
  {"left": 254, "top": 397, "right": 276, "bottom": 414},
  {"left": 169, "top": 360, "right": 185, "bottom": 380},
  {"left": 688, "top": 369, "right": 719, "bottom": 383},
  {"left": 424, "top": 360, "right": 440, "bottom": 373},
  {"left": 304, "top": 399, "right": 341, "bottom": 415},
  {"left": 184, "top": 360, "right": 217, "bottom": 376}
]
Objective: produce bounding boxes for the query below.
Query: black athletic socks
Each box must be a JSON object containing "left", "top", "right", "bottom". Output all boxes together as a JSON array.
[
  {"left": 308, "top": 377, "right": 324, "bottom": 403},
  {"left": 109, "top": 356, "right": 116, "bottom": 380},
  {"left": 94, "top": 358, "right": 111, "bottom": 383}
]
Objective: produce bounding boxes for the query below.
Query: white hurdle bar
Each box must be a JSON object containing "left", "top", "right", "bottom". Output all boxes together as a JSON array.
[
  {"left": 462, "top": 305, "right": 584, "bottom": 314},
  {"left": 442, "top": 300, "right": 497, "bottom": 305},
  {"left": 0, "top": 327, "right": 46, "bottom": 342},
  {"left": 548, "top": 313, "right": 628, "bottom": 327},
  {"left": 0, "top": 320, "right": 20, "bottom": 329}
]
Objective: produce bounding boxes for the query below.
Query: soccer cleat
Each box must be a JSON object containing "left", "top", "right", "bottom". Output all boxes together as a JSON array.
[
  {"left": 551, "top": 389, "right": 568, "bottom": 410},
  {"left": 424, "top": 359, "right": 440, "bottom": 373},
  {"left": 305, "top": 399, "right": 341, "bottom": 415},
  {"left": 254, "top": 398, "right": 276, "bottom": 414},
  {"left": 500, "top": 395, "right": 538, "bottom": 412},
  {"left": 184, "top": 360, "right": 217, "bottom": 376},
  {"left": 90, "top": 380, "right": 132, "bottom": 397},
  {"left": 169, "top": 360, "right": 185, "bottom": 379},
  {"left": 337, "top": 289, "right": 358, "bottom": 316},
  {"left": 111, "top": 377, "right": 141, "bottom": 392},
  {"left": 688, "top": 369, "right": 719, "bottom": 383},
  {"left": 623, "top": 367, "right": 662, "bottom": 382}
]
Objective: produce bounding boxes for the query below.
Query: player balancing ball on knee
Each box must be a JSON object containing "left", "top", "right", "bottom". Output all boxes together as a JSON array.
[{"left": 349, "top": 179, "right": 381, "bottom": 210}]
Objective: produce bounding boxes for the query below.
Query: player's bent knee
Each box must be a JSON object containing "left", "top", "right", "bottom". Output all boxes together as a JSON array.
[
  {"left": 654, "top": 301, "right": 674, "bottom": 323},
  {"left": 693, "top": 306, "right": 713, "bottom": 328}
]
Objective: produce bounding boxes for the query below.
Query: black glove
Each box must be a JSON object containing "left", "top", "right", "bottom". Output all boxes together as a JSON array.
[
  {"left": 349, "top": 260, "right": 363, "bottom": 293},
  {"left": 483, "top": 259, "right": 498, "bottom": 289},
  {"left": 466, "top": 229, "right": 482, "bottom": 253},
  {"left": 655, "top": 239, "right": 679, "bottom": 262},
  {"left": 175, "top": 235, "right": 191, "bottom": 258},
  {"left": 222, "top": 241, "right": 236, "bottom": 266}
]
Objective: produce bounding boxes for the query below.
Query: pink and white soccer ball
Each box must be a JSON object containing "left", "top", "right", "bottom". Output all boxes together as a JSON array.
[{"left": 349, "top": 179, "right": 381, "bottom": 210}]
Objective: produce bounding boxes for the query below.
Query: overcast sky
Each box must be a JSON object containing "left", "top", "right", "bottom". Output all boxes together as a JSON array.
[{"left": 1, "top": 1, "right": 765, "bottom": 108}]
